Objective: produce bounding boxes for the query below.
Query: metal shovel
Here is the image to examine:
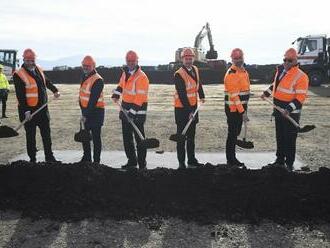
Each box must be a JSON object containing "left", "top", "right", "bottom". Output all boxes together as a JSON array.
[
  {"left": 264, "top": 98, "right": 315, "bottom": 133},
  {"left": 0, "top": 103, "right": 48, "bottom": 138},
  {"left": 237, "top": 120, "right": 254, "bottom": 149},
  {"left": 169, "top": 104, "right": 200, "bottom": 142},
  {"left": 117, "top": 102, "right": 159, "bottom": 149}
]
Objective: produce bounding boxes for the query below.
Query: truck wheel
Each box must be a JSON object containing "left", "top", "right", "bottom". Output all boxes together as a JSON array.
[{"left": 309, "top": 71, "right": 324, "bottom": 86}]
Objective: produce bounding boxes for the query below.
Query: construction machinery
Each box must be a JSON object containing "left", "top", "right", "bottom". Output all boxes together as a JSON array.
[
  {"left": 172, "top": 22, "right": 226, "bottom": 70},
  {"left": 0, "top": 49, "right": 19, "bottom": 81},
  {"left": 292, "top": 35, "right": 330, "bottom": 86}
]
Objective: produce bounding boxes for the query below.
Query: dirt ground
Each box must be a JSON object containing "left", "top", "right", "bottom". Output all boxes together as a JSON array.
[{"left": 0, "top": 84, "right": 330, "bottom": 247}]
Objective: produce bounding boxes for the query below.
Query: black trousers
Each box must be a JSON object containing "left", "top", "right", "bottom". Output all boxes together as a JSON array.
[
  {"left": 0, "top": 90, "right": 8, "bottom": 117},
  {"left": 225, "top": 110, "right": 243, "bottom": 162},
  {"left": 82, "top": 125, "right": 102, "bottom": 163},
  {"left": 122, "top": 119, "right": 147, "bottom": 167},
  {"left": 24, "top": 117, "right": 53, "bottom": 161},
  {"left": 176, "top": 120, "right": 198, "bottom": 164},
  {"left": 275, "top": 114, "right": 299, "bottom": 167}
]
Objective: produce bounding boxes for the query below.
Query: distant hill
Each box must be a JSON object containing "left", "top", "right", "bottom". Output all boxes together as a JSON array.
[{"left": 38, "top": 55, "right": 168, "bottom": 70}]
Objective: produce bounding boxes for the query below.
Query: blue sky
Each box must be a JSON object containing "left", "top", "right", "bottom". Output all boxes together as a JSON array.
[{"left": 1, "top": 0, "right": 329, "bottom": 66}]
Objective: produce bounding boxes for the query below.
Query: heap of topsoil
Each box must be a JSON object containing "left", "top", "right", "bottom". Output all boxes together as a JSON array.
[{"left": 0, "top": 161, "right": 329, "bottom": 224}]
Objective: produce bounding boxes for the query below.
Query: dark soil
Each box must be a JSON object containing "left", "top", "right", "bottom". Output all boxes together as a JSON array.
[{"left": 0, "top": 161, "right": 330, "bottom": 224}]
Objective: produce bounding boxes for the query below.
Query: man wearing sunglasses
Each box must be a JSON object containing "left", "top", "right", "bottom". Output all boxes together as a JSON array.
[
  {"left": 224, "top": 48, "right": 250, "bottom": 168},
  {"left": 13, "top": 48, "right": 60, "bottom": 163},
  {"left": 111, "top": 51, "right": 149, "bottom": 170},
  {"left": 261, "top": 48, "right": 309, "bottom": 171}
]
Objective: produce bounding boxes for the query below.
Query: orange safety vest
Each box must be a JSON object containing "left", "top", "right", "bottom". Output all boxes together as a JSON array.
[
  {"left": 15, "top": 65, "right": 46, "bottom": 107},
  {"left": 79, "top": 73, "right": 105, "bottom": 108},
  {"left": 174, "top": 65, "right": 199, "bottom": 108},
  {"left": 272, "top": 66, "right": 309, "bottom": 104},
  {"left": 224, "top": 65, "right": 250, "bottom": 113},
  {"left": 118, "top": 68, "right": 149, "bottom": 106}
]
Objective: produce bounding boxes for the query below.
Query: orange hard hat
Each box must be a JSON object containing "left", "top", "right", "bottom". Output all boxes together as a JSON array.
[
  {"left": 231, "top": 48, "right": 244, "bottom": 59},
  {"left": 126, "top": 50, "right": 138, "bottom": 61},
  {"left": 23, "top": 48, "right": 36, "bottom": 60},
  {"left": 181, "top": 48, "right": 195, "bottom": 58},
  {"left": 284, "top": 48, "right": 298, "bottom": 60},
  {"left": 82, "top": 55, "right": 96, "bottom": 67}
]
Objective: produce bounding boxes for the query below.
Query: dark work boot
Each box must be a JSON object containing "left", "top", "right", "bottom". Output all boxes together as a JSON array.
[{"left": 178, "top": 163, "right": 186, "bottom": 170}]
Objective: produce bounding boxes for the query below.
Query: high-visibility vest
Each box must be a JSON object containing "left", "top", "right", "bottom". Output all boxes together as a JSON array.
[
  {"left": 14, "top": 65, "right": 46, "bottom": 107},
  {"left": 224, "top": 65, "right": 250, "bottom": 113},
  {"left": 79, "top": 73, "right": 105, "bottom": 108},
  {"left": 174, "top": 65, "right": 199, "bottom": 108},
  {"left": 273, "top": 66, "right": 309, "bottom": 104},
  {"left": 118, "top": 68, "right": 149, "bottom": 107}
]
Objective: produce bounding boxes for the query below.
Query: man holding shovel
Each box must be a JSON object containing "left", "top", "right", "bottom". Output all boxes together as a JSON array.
[
  {"left": 111, "top": 51, "right": 150, "bottom": 170},
  {"left": 261, "top": 48, "right": 309, "bottom": 171},
  {"left": 13, "top": 48, "right": 60, "bottom": 163},
  {"left": 224, "top": 48, "right": 250, "bottom": 168},
  {"left": 79, "top": 55, "right": 105, "bottom": 163},
  {"left": 173, "top": 48, "right": 205, "bottom": 169}
]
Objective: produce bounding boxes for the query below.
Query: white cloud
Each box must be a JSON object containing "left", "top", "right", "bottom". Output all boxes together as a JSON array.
[{"left": 1, "top": 0, "right": 329, "bottom": 65}]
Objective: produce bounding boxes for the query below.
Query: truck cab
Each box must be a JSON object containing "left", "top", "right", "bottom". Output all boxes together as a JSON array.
[
  {"left": 294, "top": 35, "right": 330, "bottom": 86},
  {"left": 0, "top": 50, "right": 19, "bottom": 82}
]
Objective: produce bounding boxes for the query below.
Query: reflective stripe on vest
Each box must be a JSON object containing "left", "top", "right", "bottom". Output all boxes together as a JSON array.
[
  {"left": 15, "top": 65, "right": 46, "bottom": 107},
  {"left": 275, "top": 69, "right": 304, "bottom": 95},
  {"left": 79, "top": 73, "right": 105, "bottom": 108},
  {"left": 174, "top": 65, "right": 199, "bottom": 108}
]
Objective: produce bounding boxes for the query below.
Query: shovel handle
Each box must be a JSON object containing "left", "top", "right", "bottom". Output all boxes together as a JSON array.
[
  {"left": 14, "top": 102, "right": 48, "bottom": 131},
  {"left": 243, "top": 120, "right": 248, "bottom": 140},
  {"left": 182, "top": 104, "right": 201, "bottom": 135},
  {"left": 263, "top": 97, "right": 300, "bottom": 128},
  {"left": 116, "top": 102, "right": 145, "bottom": 140}
]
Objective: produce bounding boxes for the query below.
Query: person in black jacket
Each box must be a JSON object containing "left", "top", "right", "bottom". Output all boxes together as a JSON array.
[
  {"left": 174, "top": 48, "right": 205, "bottom": 169},
  {"left": 13, "top": 49, "right": 60, "bottom": 163},
  {"left": 79, "top": 55, "right": 105, "bottom": 163}
]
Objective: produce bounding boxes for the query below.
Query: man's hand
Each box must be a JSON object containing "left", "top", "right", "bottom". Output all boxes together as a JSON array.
[
  {"left": 282, "top": 109, "right": 290, "bottom": 118},
  {"left": 242, "top": 111, "right": 249, "bottom": 122},
  {"left": 54, "top": 91, "right": 60, "bottom": 99},
  {"left": 25, "top": 111, "right": 32, "bottom": 121},
  {"left": 80, "top": 116, "right": 87, "bottom": 123},
  {"left": 200, "top": 98, "right": 206, "bottom": 104}
]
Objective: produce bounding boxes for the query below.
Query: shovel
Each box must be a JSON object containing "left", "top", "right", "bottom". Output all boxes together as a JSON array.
[
  {"left": 74, "top": 118, "right": 92, "bottom": 143},
  {"left": 0, "top": 103, "right": 48, "bottom": 138},
  {"left": 117, "top": 102, "right": 159, "bottom": 149},
  {"left": 169, "top": 104, "right": 200, "bottom": 142},
  {"left": 237, "top": 120, "right": 254, "bottom": 149},
  {"left": 263, "top": 97, "right": 315, "bottom": 133}
]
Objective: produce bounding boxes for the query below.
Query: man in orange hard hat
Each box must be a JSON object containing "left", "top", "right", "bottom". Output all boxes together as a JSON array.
[
  {"left": 174, "top": 47, "right": 205, "bottom": 169},
  {"left": 261, "top": 48, "right": 309, "bottom": 171},
  {"left": 79, "top": 55, "right": 105, "bottom": 163},
  {"left": 13, "top": 48, "right": 60, "bottom": 163},
  {"left": 224, "top": 48, "right": 250, "bottom": 168},
  {"left": 111, "top": 50, "right": 150, "bottom": 170}
]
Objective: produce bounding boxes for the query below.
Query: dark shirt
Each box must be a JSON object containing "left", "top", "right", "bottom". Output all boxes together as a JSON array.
[
  {"left": 80, "top": 70, "right": 105, "bottom": 127},
  {"left": 13, "top": 64, "right": 58, "bottom": 121}
]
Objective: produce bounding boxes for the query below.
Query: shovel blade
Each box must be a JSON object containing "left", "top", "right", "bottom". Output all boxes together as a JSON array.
[
  {"left": 74, "top": 130, "right": 92, "bottom": 143},
  {"left": 0, "top": 125, "right": 19, "bottom": 138},
  {"left": 169, "top": 134, "right": 186, "bottom": 142},
  {"left": 139, "top": 138, "right": 160, "bottom": 149},
  {"left": 298, "top": 125, "right": 316, "bottom": 133},
  {"left": 236, "top": 139, "right": 254, "bottom": 149}
]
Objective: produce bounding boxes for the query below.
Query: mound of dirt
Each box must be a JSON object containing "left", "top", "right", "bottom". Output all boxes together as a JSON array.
[{"left": 0, "top": 161, "right": 330, "bottom": 224}]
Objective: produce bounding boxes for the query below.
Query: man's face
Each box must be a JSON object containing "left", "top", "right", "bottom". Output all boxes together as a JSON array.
[
  {"left": 126, "top": 60, "right": 137, "bottom": 71},
  {"left": 24, "top": 59, "right": 36, "bottom": 71},
  {"left": 82, "top": 64, "right": 93, "bottom": 75},
  {"left": 283, "top": 58, "right": 297, "bottom": 71},
  {"left": 182, "top": 56, "right": 194, "bottom": 68},
  {"left": 232, "top": 57, "right": 244, "bottom": 67}
]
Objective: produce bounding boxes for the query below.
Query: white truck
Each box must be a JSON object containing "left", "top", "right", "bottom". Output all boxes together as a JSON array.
[
  {"left": 293, "top": 35, "right": 330, "bottom": 86},
  {"left": 0, "top": 49, "right": 19, "bottom": 81}
]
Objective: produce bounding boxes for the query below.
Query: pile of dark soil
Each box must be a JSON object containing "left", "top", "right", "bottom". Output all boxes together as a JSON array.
[{"left": 0, "top": 161, "right": 329, "bottom": 224}]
